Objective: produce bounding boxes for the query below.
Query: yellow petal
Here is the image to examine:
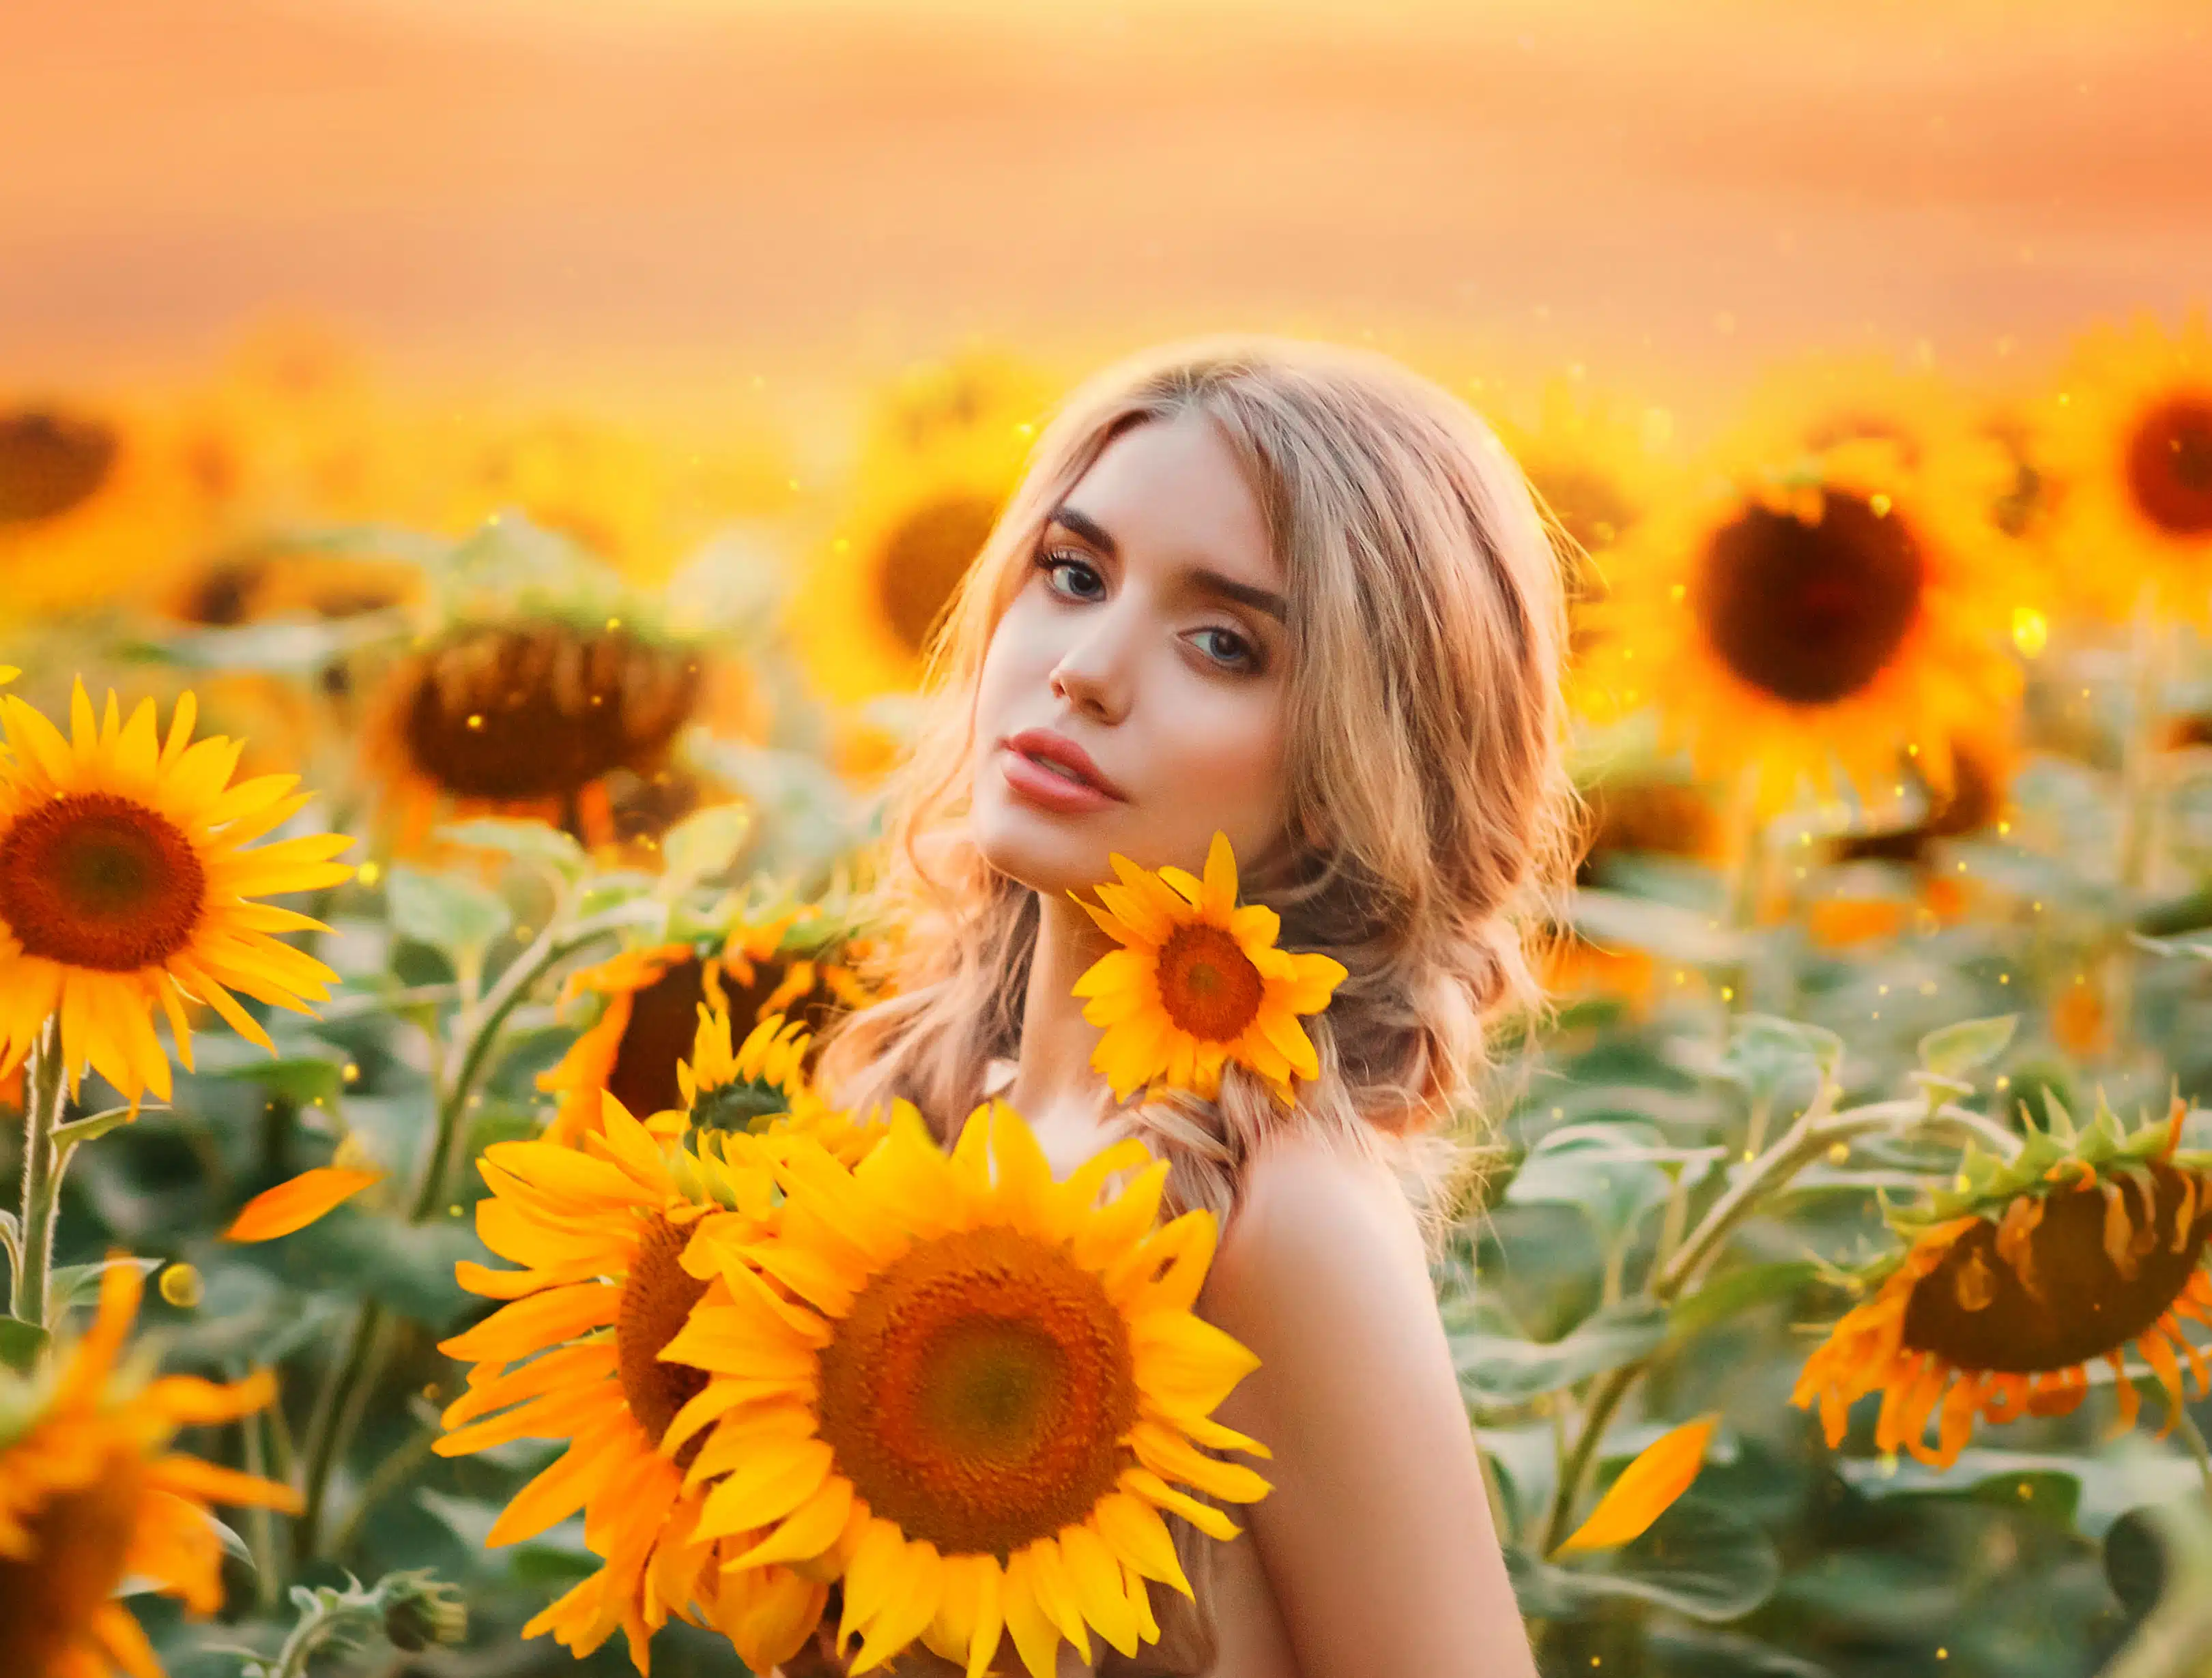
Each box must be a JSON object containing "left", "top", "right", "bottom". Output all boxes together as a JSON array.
[
  {"left": 1555, "top": 1413, "right": 1720, "bottom": 1553},
  {"left": 222, "top": 1168, "right": 384, "bottom": 1242}
]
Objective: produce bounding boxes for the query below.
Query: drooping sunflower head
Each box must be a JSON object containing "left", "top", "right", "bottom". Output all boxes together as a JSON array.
[
  {"left": 434, "top": 1094, "right": 827, "bottom": 1673},
  {"left": 665, "top": 1098, "right": 1270, "bottom": 1678},
  {"left": 1573, "top": 433, "right": 2027, "bottom": 818},
  {"left": 362, "top": 616, "right": 706, "bottom": 850},
  {"left": 537, "top": 906, "right": 879, "bottom": 1147},
  {"left": 0, "top": 1262, "right": 300, "bottom": 1677},
  {"left": 789, "top": 354, "right": 1055, "bottom": 704},
  {"left": 1071, "top": 830, "right": 1347, "bottom": 1107},
  {"left": 1793, "top": 1089, "right": 2212, "bottom": 1468},
  {"left": 2037, "top": 308, "right": 2212, "bottom": 622},
  {"left": 0, "top": 681, "right": 353, "bottom": 1103}
]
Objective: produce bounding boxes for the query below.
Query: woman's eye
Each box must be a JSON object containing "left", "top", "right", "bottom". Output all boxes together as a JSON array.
[
  {"left": 1192, "top": 626, "right": 1256, "bottom": 669},
  {"left": 1037, "top": 550, "right": 1105, "bottom": 600}
]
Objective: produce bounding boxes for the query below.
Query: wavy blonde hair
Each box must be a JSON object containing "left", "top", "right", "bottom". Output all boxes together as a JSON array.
[{"left": 811, "top": 334, "right": 1579, "bottom": 1673}]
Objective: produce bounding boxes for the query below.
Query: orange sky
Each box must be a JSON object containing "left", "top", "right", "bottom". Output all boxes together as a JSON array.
[{"left": 3, "top": 0, "right": 2208, "bottom": 414}]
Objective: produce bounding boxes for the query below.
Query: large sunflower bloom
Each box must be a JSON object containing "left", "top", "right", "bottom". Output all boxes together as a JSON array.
[
  {"left": 433, "top": 1093, "right": 825, "bottom": 1673},
  {"left": 0, "top": 682, "right": 354, "bottom": 1104},
  {"left": 2035, "top": 308, "right": 2212, "bottom": 622},
  {"left": 1792, "top": 1091, "right": 2212, "bottom": 1468},
  {"left": 0, "top": 1262, "right": 300, "bottom": 1677},
  {"left": 1071, "top": 830, "right": 1346, "bottom": 1106},
  {"left": 1574, "top": 433, "right": 2027, "bottom": 817},
  {"left": 538, "top": 907, "right": 875, "bottom": 1146},
  {"left": 667, "top": 1100, "right": 1271, "bottom": 1678}
]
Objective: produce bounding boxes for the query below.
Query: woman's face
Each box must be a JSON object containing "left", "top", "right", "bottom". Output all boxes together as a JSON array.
[{"left": 971, "top": 409, "right": 1294, "bottom": 900}]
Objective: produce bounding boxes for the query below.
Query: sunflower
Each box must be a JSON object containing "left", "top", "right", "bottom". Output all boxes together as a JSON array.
[
  {"left": 2035, "top": 308, "right": 2212, "bottom": 622},
  {"left": 1572, "top": 774, "right": 1727, "bottom": 889},
  {"left": 1792, "top": 1090, "right": 2212, "bottom": 1468},
  {"left": 788, "top": 353, "right": 1056, "bottom": 704},
  {"left": 538, "top": 907, "right": 876, "bottom": 1147},
  {"left": 0, "top": 1262, "right": 300, "bottom": 1677},
  {"left": 0, "top": 681, "right": 354, "bottom": 1105},
  {"left": 433, "top": 1093, "right": 827, "bottom": 1673},
  {"left": 1573, "top": 432, "right": 2026, "bottom": 818},
  {"left": 665, "top": 1099, "right": 1271, "bottom": 1678},
  {"left": 1070, "top": 831, "right": 1345, "bottom": 1106},
  {"left": 164, "top": 541, "right": 423, "bottom": 631}
]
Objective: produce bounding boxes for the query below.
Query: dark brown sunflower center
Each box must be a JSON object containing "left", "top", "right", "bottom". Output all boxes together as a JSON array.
[
  {"left": 1156, "top": 924, "right": 1265, "bottom": 1043},
  {"left": 878, "top": 495, "right": 1001, "bottom": 656},
  {"left": 615, "top": 1214, "right": 712, "bottom": 1467},
  {"left": 1697, "top": 493, "right": 1925, "bottom": 707},
  {"left": 1902, "top": 1163, "right": 2212, "bottom": 1373},
  {"left": 182, "top": 558, "right": 269, "bottom": 626},
  {"left": 0, "top": 409, "right": 118, "bottom": 526},
  {"left": 815, "top": 1225, "right": 1138, "bottom": 1559},
  {"left": 2125, "top": 394, "right": 2212, "bottom": 538},
  {"left": 399, "top": 622, "right": 702, "bottom": 802},
  {"left": 0, "top": 1447, "right": 143, "bottom": 1668},
  {"left": 0, "top": 792, "right": 208, "bottom": 972}
]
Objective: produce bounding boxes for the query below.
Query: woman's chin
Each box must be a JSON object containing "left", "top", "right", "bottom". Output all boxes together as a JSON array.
[{"left": 972, "top": 794, "right": 1119, "bottom": 897}]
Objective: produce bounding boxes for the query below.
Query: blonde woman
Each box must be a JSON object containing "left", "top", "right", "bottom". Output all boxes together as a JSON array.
[{"left": 804, "top": 336, "right": 1575, "bottom": 1677}]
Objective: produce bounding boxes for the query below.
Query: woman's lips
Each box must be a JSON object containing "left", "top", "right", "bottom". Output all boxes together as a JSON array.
[{"left": 1000, "top": 744, "right": 1123, "bottom": 814}]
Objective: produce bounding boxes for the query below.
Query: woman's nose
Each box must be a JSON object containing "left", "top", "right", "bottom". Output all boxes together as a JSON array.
[{"left": 1048, "top": 611, "right": 1136, "bottom": 721}]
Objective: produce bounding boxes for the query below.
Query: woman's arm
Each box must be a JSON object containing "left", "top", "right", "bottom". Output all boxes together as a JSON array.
[{"left": 1200, "top": 1132, "right": 1538, "bottom": 1678}]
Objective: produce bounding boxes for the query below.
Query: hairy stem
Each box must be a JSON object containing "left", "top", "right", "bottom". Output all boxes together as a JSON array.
[{"left": 10, "top": 1017, "right": 66, "bottom": 1328}]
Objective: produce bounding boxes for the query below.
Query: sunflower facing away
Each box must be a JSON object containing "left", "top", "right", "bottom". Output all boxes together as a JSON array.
[
  {"left": 2036, "top": 308, "right": 2212, "bottom": 623},
  {"left": 0, "top": 682, "right": 354, "bottom": 1105},
  {"left": 0, "top": 1261, "right": 300, "bottom": 1677},
  {"left": 434, "top": 1093, "right": 829, "bottom": 1673},
  {"left": 1792, "top": 1090, "right": 2212, "bottom": 1469},
  {"left": 666, "top": 1099, "right": 1272, "bottom": 1677},
  {"left": 1572, "top": 433, "right": 2027, "bottom": 818},
  {"left": 1071, "top": 830, "right": 1346, "bottom": 1106},
  {"left": 538, "top": 905, "right": 876, "bottom": 1147}
]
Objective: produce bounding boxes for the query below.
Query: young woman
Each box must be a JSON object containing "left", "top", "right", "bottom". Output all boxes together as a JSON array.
[{"left": 805, "top": 336, "right": 1576, "bottom": 1677}]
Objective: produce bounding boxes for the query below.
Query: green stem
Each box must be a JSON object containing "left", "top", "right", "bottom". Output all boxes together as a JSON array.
[
  {"left": 293, "top": 1300, "right": 388, "bottom": 1567},
  {"left": 2175, "top": 1411, "right": 2212, "bottom": 1503},
  {"left": 238, "top": 1372, "right": 285, "bottom": 1611},
  {"left": 332, "top": 1424, "right": 442, "bottom": 1563},
  {"left": 11, "top": 1017, "right": 66, "bottom": 1328}
]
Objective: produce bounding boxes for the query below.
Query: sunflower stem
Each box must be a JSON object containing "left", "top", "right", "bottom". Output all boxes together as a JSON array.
[
  {"left": 2175, "top": 1411, "right": 2212, "bottom": 1503},
  {"left": 294, "top": 1299, "right": 388, "bottom": 1567},
  {"left": 2105, "top": 601, "right": 2172, "bottom": 1075},
  {"left": 10, "top": 1015, "right": 67, "bottom": 1329}
]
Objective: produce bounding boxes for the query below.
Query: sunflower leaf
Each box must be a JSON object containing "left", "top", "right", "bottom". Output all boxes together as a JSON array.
[
  {"left": 0, "top": 1316, "right": 47, "bottom": 1373},
  {"left": 1453, "top": 1299, "right": 1671, "bottom": 1408},
  {"left": 386, "top": 865, "right": 513, "bottom": 964},
  {"left": 1668, "top": 1260, "right": 1822, "bottom": 1341},
  {"left": 1546, "top": 1496, "right": 1781, "bottom": 1621},
  {"left": 435, "top": 819, "right": 590, "bottom": 880},
  {"left": 48, "top": 1256, "right": 163, "bottom": 1314},
  {"left": 1916, "top": 1014, "right": 2017, "bottom": 1078},
  {"left": 1719, "top": 1014, "right": 1845, "bottom": 1101}
]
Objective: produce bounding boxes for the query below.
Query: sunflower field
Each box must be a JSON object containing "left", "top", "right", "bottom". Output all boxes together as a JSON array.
[{"left": 4, "top": 308, "right": 2212, "bottom": 1678}]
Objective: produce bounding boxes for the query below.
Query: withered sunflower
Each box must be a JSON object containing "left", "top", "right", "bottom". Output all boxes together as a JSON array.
[
  {"left": 788, "top": 353, "right": 1055, "bottom": 704},
  {"left": 1792, "top": 1091, "right": 2212, "bottom": 1468},
  {"left": 2036, "top": 308, "right": 2212, "bottom": 623},
  {"left": 433, "top": 1094, "right": 826, "bottom": 1673},
  {"left": 0, "top": 682, "right": 354, "bottom": 1105},
  {"left": 1573, "top": 433, "right": 2026, "bottom": 818},
  {"left": 666, "top": 1100, "right": 1271, "bottom": 1678},
  {"left": 1072, "top": 831, "right": 1346, "bottom": 1106},
  {"left": 538, "top": 910, "right": 875, "bottom": 1148},
  {"left": 0, "top": 1262, "right": 300, "bottom": 1677},
  {"left": 362, "top": 618, "right": 708, "bottom": 852}
]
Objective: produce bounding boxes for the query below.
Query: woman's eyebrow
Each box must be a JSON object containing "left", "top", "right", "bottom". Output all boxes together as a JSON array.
[{"left": 1046, "top": 503, "right": 1287, "bottom": 624}]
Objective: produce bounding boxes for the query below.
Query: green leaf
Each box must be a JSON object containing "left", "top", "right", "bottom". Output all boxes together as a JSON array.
[
  {"left": 387, "top": 865, "right": 513, "bottom": 960},
  {"left": 1835, "top": 1445, "right": 2181, "bottom": 1538},
  {"left": 435, "top": 818, "right": 590, "bottom": 880},
  {"left": 1568, "top": 887, "right": 1749, "bottom": 968},
  {"left": 1719, "top": 1014, "right": 1845, "bottom": 1100},
  {"left": 1506, "top": 1122, "right": 1675, "bottom": 1247},
  {"left": 1552, "top": 1496, "right": 1781, "bottom": 1621},
  {"left": 0, "top": 1316, "right": 48, "bottom": 1372},
  {"left": 214, "top": 1058, "right": 347, "bottom": 1110},
  {"left": 657, "top": 802, "right": 753, "bottom": 893},
  {"left": 49, "top": 1103, "right": 162, "bottom": 1148},
  {"left": 1917, "top": 1013, "right": 2018, "bottom": 1078},
  {"left": 48, "top": 1256, "right": 163, "bottom": 1315},
  {"left": 1669, "top": 1260, "right": 1821, "bottom": 1341},
  {"left": 1454, "top": 1299, "right": 1670, "bottom": 1407}
]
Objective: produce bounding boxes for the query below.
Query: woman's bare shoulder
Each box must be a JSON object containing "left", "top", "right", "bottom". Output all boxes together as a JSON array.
[{"left": 1209, "top": 1127, "right": 1430, "bottom": 1305}]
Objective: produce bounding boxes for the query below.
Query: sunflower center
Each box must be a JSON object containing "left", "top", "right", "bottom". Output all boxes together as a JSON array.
[
  {"left": 399, "top": 622, "right": 702, "bottom": 802},
  {"left": 0, "top": 409, "right": 117, "bottom": 525},
  {"left": 2125, "top": 394, "right": 2212, "bottom": 538},
  {"left": 0, "top": 1446, "right": 144, "bottom": 1668},
  {"left": 0, "top": 792, "right": 208, "bottom": 972},
  {"left": 1901, "top": 1163, "right": 2212, "bottom": 1373},
  {"left": 1697, "top": 493, "right": 1925, "bottom": 706},
  {"left": 815, "top": 1225, "right": 1138, "bottom": 1559},
  {"left": 1155, "top": 924, "right": 1266, "bottom": 1043},
  {"left": 615, "top": 1214, "right": 713, "bottom": 1468},
  {"left": 878, "top": 495, "right": 1001, "bottom": 656}
]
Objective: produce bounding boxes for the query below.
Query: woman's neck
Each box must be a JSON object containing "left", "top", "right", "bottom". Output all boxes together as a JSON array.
[{"left": 1001, "top": 890, "right": 1119, "bottom": 1126}]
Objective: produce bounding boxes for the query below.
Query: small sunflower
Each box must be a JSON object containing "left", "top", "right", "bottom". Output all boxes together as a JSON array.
[
  {"left": 433, "top": 1093, "right": 827, "bottom": 1673},
  {"left": 1070, "top": 830, "right": 1346, "bottom": 1106},
  {"left": 0, "top": 1262, "right": 301, "bottom": 1677},
  {"left": 0, "top": 681, "right": 354, "bottom": 1104},
  {"left": 788, "top": 353, "right": 1056, "bottom": 704},
  {"left": 675, "top": 1002, "right": 889, "bottom": 1170},
  {"left": 667, "top": 1099, "right": 1271, "bottom": 1677},
  {"left": 538, "top": 906, "right": 876, "bottom": 1147},
  {"left": 1792, "top": 1090, "right": 2212, "bottom": 1468},
  {"left": 1574, "top": 433, "right": 2026, "bottom": 818}
]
